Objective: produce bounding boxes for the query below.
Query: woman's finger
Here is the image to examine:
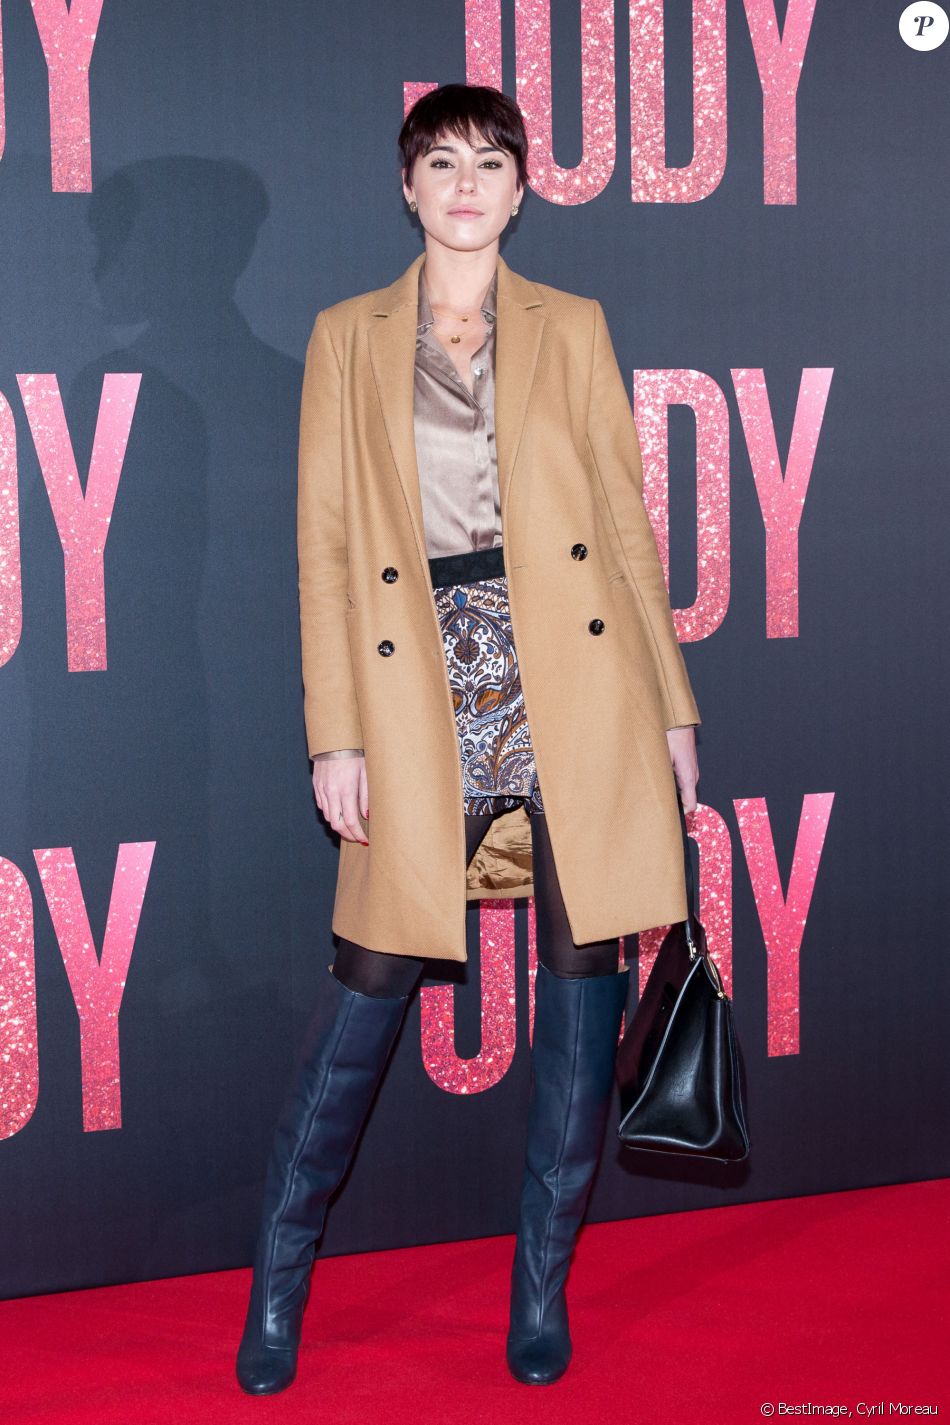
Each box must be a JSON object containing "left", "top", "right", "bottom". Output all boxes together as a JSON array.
[{"left": 338, "top": 787, "right": 367, "bottom": 845}]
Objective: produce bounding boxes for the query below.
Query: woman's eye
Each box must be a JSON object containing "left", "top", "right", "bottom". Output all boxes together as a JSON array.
[{"left": 429, "top": 158, "right": 504, "bottom": 169}]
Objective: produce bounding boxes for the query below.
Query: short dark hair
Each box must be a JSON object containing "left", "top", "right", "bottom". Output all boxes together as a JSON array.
[{"left": 398, "top": 84, "right": 530, "bottom": 191}]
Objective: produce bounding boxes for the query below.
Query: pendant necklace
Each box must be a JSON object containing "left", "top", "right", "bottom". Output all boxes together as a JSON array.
[{"left": 432, "top": 306, "right": 488, "bottom": 343}]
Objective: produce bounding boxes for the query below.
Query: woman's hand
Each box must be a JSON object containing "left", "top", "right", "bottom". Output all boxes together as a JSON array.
[
  {"left": 666, "top": 726, "right": 699, "bottom": 814},
  {"left": 311, "top": 751, "right": 369, "bottom": 845}
]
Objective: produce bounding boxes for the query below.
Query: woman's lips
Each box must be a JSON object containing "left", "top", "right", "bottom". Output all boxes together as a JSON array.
[{"left": 448, "top": 209, "right": 483, "bottom": 218}]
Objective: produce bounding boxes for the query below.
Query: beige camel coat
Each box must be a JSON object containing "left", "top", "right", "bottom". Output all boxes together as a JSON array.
[{"left": 297, "top": 250, "right": 701, "bottom": 963}]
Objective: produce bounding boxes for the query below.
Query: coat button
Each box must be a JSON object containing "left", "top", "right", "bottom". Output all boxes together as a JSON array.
[
  {"left": 382, "top": 567, "right": 398, "bottom": 582},
  {"left": 571, "top": 543, "right": 588, "bottom": 560},
  {"left": 377, "top": 639, "right": 395, "bottom": 656},
  {"left": 588, "top": 618, "right": 605, "bottom": 635}
]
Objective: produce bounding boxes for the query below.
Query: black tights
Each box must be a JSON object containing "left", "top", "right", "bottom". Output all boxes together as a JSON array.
[{"left": 331, "top": 809, "right": 623, "bottom": 998}]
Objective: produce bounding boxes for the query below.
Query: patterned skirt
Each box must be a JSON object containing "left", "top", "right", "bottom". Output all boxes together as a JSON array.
[{"left": 429, "top": 545, "right": 545, "bottom": 817}]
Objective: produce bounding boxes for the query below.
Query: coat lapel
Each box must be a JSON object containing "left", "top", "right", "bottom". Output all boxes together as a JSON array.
[{"left": 368, "top": 250, "right": 545, "bottom": 569}]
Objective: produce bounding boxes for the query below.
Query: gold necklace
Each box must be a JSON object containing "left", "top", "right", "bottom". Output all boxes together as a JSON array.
[{"left": 431, "top": 305, "right": 489, "bottom": 344}]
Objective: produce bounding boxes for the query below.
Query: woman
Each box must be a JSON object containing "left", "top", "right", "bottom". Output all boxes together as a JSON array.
[{"left": 237, "top": 83, "right": 700, "bottom": 1394}]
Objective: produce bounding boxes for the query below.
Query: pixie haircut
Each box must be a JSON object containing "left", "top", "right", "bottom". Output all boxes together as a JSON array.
[{"left": 398, "top": 84, "right": 530, "bottom": 191}]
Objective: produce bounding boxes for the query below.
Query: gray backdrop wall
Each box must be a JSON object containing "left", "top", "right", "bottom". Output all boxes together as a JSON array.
[{"left": 1, "top": 0, "right": 948, "bottom": 1298}]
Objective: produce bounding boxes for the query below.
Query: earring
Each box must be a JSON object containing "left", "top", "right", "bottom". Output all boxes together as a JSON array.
[
  {"left": 511, "top": 204, "right": 519, "bottom": 215},
  {"left": 409, "top": 200, "right": 417, "bottom": 212}
]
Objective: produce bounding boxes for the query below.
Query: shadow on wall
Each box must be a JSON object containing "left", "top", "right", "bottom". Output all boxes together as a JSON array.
[{"left": 2, "top": 153, "right": 339, "bottom": 1294}]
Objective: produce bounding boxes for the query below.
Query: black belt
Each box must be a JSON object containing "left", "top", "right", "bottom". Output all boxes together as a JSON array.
[{"left": 428, "top": 544, "right": 506, "bottom": 589}]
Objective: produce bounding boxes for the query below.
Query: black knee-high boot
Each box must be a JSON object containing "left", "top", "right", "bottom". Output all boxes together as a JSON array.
[
  {"left": 236, "top": 967, "right": 411, "bottom": 1394},
  {"left": 506, "top": 960, "right": 630, "bottom": 1385}
]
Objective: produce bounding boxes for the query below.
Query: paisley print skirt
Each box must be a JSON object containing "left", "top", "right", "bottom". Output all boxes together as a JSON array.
[{"left": 429, "top": 545, "right": 545, "bottom": 817}]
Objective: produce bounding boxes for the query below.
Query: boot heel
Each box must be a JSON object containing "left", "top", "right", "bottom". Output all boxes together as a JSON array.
[{"left": 236, "top": 968, "right": 410, "bottom": 1394}]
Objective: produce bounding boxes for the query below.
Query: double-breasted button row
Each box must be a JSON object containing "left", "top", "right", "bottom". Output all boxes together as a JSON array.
[
  {"left": 380, "top": 568, "right": 398, "bottom": 652},
  {"left": 375, "top": 555, "right": 603, "bottom": 652},
  {"left": 571, "top": 543, "right": 605, "bottom": 633}
]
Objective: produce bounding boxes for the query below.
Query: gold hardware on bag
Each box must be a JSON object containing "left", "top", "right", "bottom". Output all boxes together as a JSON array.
[{"left": 703, "top": 953, "right": 727, "bottom": 1000}]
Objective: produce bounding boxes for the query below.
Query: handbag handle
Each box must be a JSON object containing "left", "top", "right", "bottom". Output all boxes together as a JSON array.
[
  {"left": 674, "top": 791, "right": 699, "bottom": 943},
  {"left": 674, "top": 792, "right": 726, "bottom": 996}
]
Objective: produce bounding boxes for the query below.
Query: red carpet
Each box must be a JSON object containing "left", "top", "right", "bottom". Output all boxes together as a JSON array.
[{"left": 1, "top": 1178, "right": 946, "bottom": 1425}]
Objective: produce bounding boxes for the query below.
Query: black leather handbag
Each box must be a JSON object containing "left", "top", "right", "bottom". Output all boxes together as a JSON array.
[{"left": 615, "top": 795, "right": 750, "bottom": 1162}]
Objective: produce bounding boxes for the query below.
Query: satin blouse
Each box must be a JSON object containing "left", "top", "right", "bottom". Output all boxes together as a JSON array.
[{"left": 414, "top": 259, "right": 503, "bottom": 559}]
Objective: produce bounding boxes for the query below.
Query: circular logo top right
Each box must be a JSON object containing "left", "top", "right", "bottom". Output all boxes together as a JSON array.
[{"left": 899, "top": 2, "right": 949, "bottom": 50}]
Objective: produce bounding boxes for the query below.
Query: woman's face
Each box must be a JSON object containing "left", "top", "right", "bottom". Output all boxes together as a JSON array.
[{"left": 403, "top": 127, "right": 523, "bottom": 254}]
